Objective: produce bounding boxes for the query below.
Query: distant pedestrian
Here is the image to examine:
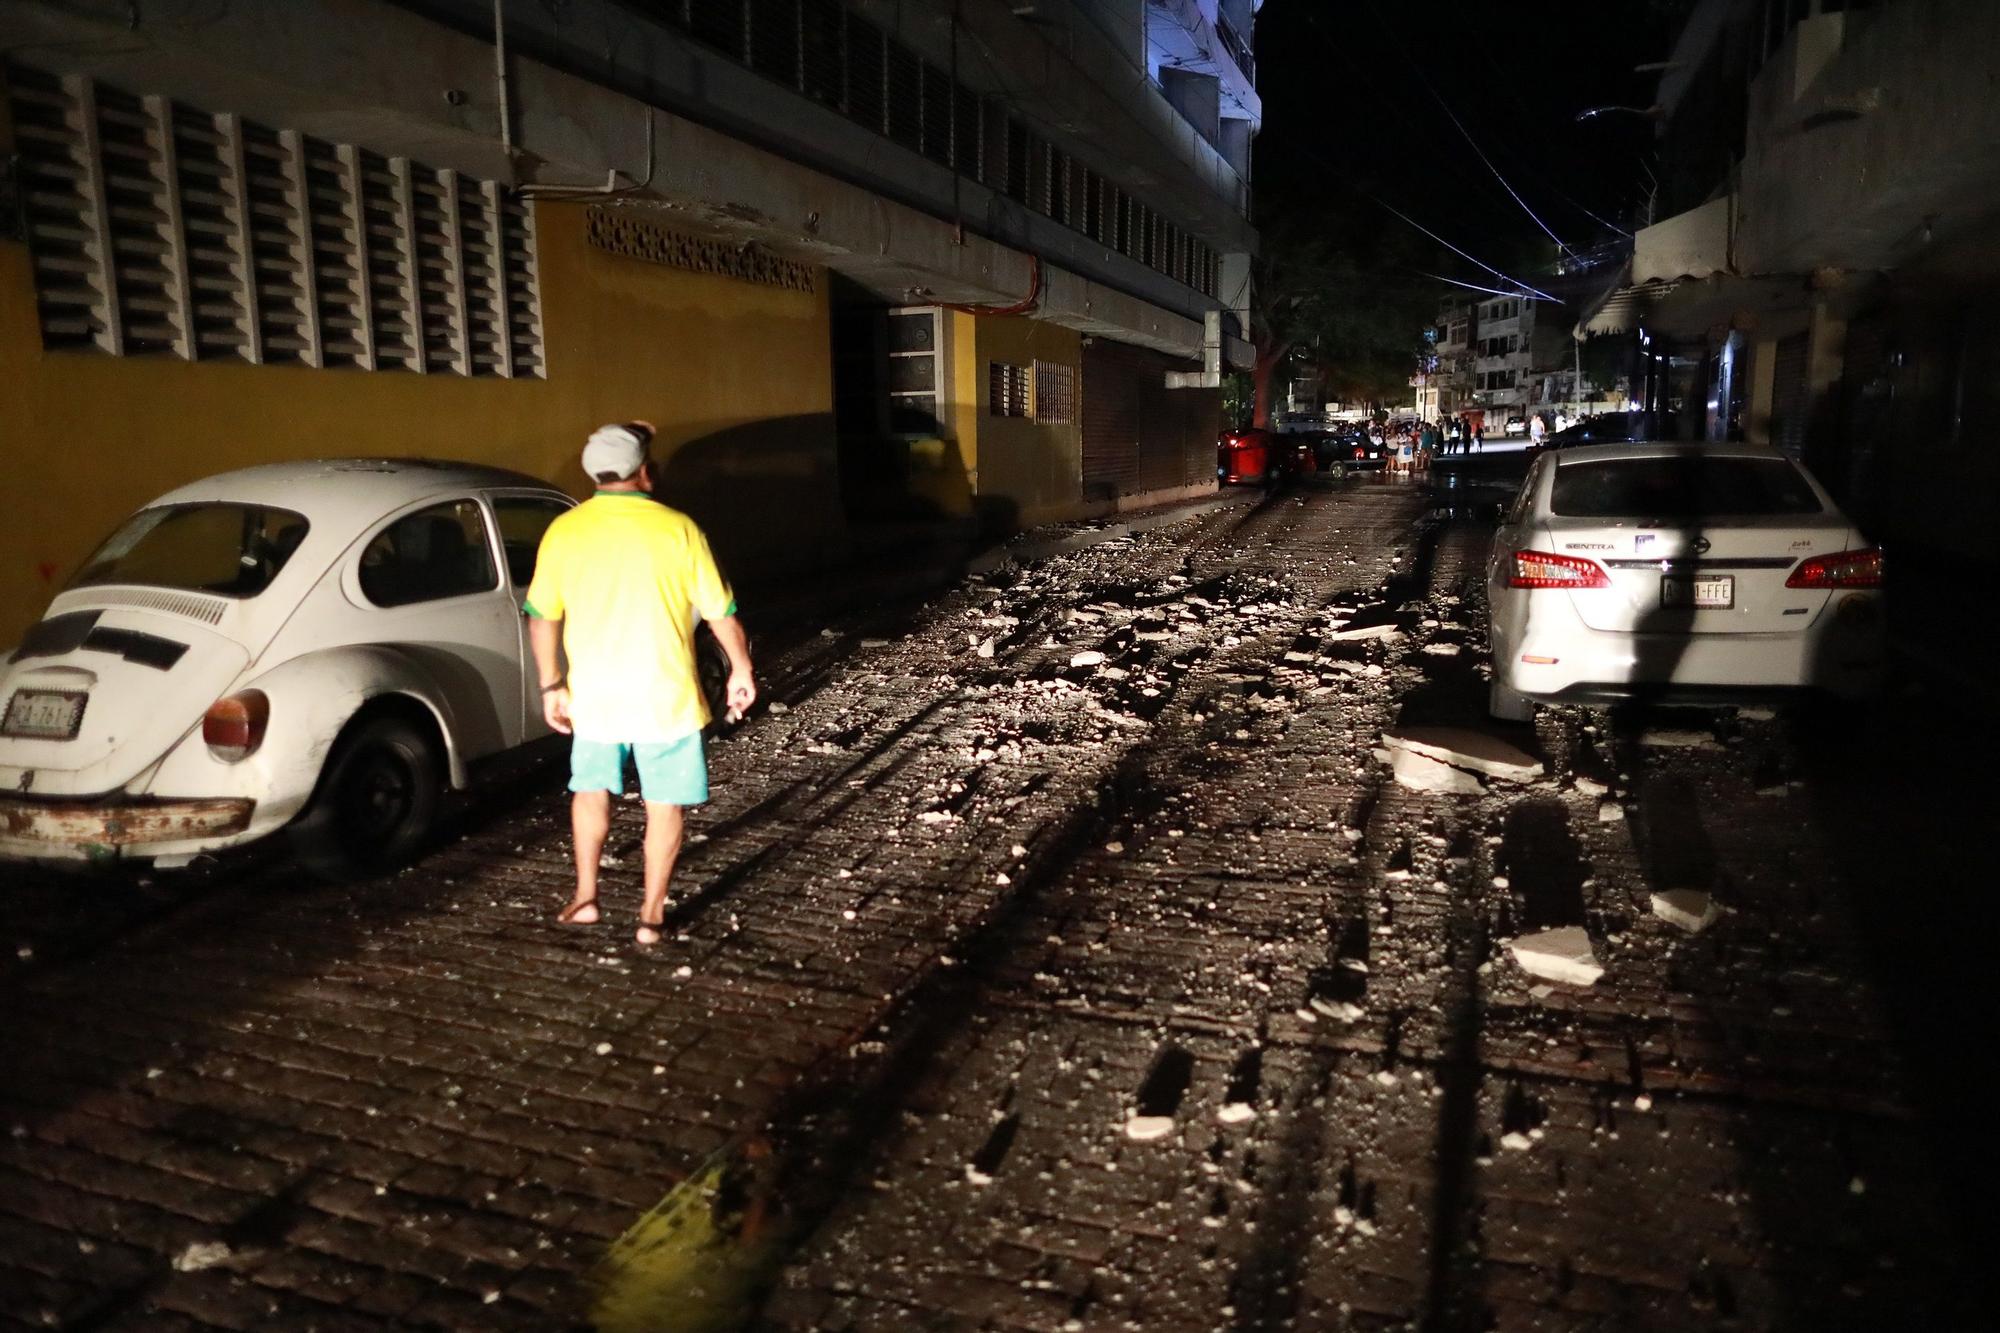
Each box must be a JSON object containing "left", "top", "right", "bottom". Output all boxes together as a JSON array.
[
  {"left": 527, "top": 422, "right": 758, "bottom": 945},
  {"left": 1472, "top": 424, "right": 1485, "bottom": 454},
  {"left": 1529, "top": 414, "right": 1548, "bottom": 449}
]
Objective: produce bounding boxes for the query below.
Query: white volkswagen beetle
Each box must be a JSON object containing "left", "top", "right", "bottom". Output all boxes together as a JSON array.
[{"left": 0, "top": 459, "right": 577, "bottom": 878}]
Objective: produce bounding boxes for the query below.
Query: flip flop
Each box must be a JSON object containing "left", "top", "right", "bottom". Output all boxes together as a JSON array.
[{"left": 558, "top": 898, "right": 600, "bottom": 924}]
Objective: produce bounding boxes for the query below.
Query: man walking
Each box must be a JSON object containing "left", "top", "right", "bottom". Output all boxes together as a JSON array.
[{"left": 525, "top": 422, "right": 756, "bottom": 945}]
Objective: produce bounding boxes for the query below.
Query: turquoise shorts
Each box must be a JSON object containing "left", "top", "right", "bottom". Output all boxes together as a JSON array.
[{"left": 569, "top": 732, "right": 708, "bottom": 805}]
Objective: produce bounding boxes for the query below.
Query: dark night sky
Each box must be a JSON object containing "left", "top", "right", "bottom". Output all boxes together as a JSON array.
[{"left": 1253, "top": 0, "right": 1694, "bottom": 288}]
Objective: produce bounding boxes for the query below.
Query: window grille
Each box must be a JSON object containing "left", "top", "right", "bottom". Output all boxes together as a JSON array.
[
  {"left": 989, "top": 362, "right": 1029, "bottom": 418},
  {"left": 1032, "top": 360, "right": 1075, "bottom": 424},
  {"left": 6, "top": 63, "right": 542, "bottom": 376}
]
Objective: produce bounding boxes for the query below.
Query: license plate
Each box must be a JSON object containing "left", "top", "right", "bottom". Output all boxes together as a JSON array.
[
  {"left": 1, "top": 688, "right": 88, "bottom": 740},
  {"left": 1661, "top": 574, "right": 1734, "bottom": 609}
]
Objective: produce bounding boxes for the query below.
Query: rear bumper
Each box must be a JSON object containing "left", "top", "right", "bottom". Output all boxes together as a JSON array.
[
  {"left": 1497, "top": 600, "right": 1887, "bottom": 703},
  {"left": 0, "top": 796, "right": 256, "bottom": 863}
]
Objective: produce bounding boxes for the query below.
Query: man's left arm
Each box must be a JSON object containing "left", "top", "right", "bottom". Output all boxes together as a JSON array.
[{"left": 706, "top": 613, "right": 756, "bottom": 722}]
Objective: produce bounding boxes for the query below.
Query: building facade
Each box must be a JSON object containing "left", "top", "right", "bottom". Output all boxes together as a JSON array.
[
  {"left": 1583, "top": 0, "right": 1999, "bottom": 572},
  {"left": 0, "top": 0, "right": 1259, "bottom": 643}
]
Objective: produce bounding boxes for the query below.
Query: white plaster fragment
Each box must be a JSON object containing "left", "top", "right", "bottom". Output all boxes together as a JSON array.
[
  {"left": 1597, "top": 801, "right": 1626, "bottom": 823},
  {"left": 1326, "top": 623, "right": 1401, "bottom": 642},
  {"left": 1572, "top": 775, "right": 1608, "bottom": 798},
  {"left": 1217, "top": 1102, "right": 1257, "bottom": 1124},
  {"left": 1381, "top": 727, "right": 1544, "bottom": 783},
  {"left": 1124, "top": 1114, "right": 1176, "bottom": 1142},
  {"left": 1069, "top": 650, "right": 1108, "bottom": 668},
  {"left": 1651, "top": 889, "right": 1721, "bottom": 934},
  {"left": 172, "top": 1241, "right": 233, "bottom": 1273},
  {"left": 1376, "top": 745, "right": 1485, "bottom": 795},
  {"left": 1507, "top": 927, "right": 1604, "bottom": 986}
]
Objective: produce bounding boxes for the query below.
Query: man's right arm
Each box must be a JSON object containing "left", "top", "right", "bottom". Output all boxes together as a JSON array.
[{"left": 529, "top": 614, "right": 572, "bottom": 734}]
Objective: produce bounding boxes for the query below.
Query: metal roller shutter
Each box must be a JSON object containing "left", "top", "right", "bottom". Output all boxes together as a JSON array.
[{"left": 1082, "top": 341, "right": 1220, "bottom": 501}]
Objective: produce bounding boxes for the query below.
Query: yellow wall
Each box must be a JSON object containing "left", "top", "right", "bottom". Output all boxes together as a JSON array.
[
  {"left": 0, "top": 197, "right": 840, "bottom": 645},
  {"left": 962, "top": 313, "right": 1084, "bottom": 525}
]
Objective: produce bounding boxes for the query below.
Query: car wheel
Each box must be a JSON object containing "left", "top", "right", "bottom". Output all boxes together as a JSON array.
[
  {"left": 289, "top": 714, "right": 443, "bottom": 881},
  {"left": 1488, "top": 678, "right": 1536, "bottom": 723}
]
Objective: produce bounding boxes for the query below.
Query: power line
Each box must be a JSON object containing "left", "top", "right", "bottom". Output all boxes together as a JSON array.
[{"left": 1343, "top": 1, "right": 1574, "bottom": 254}]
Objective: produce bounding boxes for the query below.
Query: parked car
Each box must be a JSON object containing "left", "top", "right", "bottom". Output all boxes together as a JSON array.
[
  {"left": 1218, "top": 429, "right": 1280, "bottom": 486},
  {"left": 1530, "top": 411, "right": 1656, "bottom": 455},
  {"left": 0, "top": 460, "right": 578, "bottom": 877},
  {"left": 1483, "top": 444, "right": 1885, "bottom": 720},
  {"left": 1344, "top": 429, "right": 1388, "bottom": 468},
  {"left": 1504, "top": 415, "right": 1529, "bottom": 436}
]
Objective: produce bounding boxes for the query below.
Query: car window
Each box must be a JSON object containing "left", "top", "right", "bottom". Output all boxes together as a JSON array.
[
  {"left": 492, "top": 496, "right": 571, "bottom": 590},
  {"left": 71, "top": 504, "right": 310, "bottom": 598},
  {"left": 357, "top": 499, "right": 498, "bottom": 608},
  {"left": 1551, "top": 457, "right": 1824, "bottom": 518},
  {"left": 1504, "top": 460, "right": 1544, "bottom": 526}
]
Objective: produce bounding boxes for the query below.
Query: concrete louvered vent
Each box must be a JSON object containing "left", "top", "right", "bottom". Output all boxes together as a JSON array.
[{"left": 6, "top": 63, "right": 544, "bottom": 378}]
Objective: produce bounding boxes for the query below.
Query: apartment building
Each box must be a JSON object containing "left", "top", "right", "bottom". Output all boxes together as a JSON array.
[{"left": 0, "top": 0, "right": 1260, "bottom": 643}]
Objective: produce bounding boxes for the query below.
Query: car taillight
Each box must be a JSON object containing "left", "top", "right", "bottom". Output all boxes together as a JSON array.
[
  {"left": 1785, "top": 547, "right": 1884, "bottom": 589},
  {"left": 1508, "top": 550, "right": 1611, "bottom": 589},
  {"left": 203, "top": 690, "right": 269, "bottom": 762}
]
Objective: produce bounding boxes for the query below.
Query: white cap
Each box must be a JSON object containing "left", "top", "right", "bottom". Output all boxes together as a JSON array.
[{"left": 582, "top": 422, "right": 653, "bottom": 482}]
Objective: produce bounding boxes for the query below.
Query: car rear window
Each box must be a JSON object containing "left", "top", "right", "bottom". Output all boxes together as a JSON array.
[
  {"left": 71, "top": 503, "right": 311, "bottom": 598},
  {"left": 1550, "top": 456, "right": 1823, "bottom": 518}
]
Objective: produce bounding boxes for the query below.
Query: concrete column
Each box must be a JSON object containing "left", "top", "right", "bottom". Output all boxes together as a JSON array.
[
  {"left": 1746, "top": 335, "right": 1777, "bottom": 445},
  {"left": 1219, "top": 117, "right": 1252, "bottom": 180},
  {"left": 1218, "top": 250, "right": 1251, "bottom": 334},
  {"left": 1159, "top": 68, "right": 1221, "bottom": 150}
]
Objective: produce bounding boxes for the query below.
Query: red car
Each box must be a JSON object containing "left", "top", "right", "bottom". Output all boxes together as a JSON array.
[
  {"left": 1218, "top": 429, "right": 1276, "bottom": 485},
  {"left": 1218, "top": 430, "right": 1317, "bottom": 486}
]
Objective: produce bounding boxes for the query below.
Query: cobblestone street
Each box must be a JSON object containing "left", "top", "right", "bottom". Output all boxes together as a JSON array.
[{"left": 0, "top": 477, "right": 1981, "bottom": 1331}]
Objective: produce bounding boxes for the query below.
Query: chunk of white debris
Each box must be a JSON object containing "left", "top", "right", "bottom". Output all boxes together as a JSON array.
[
  {"left": 975, "top": 637, "right": 996, "bottom": 659},
  {"left": 1309, "top": 996, "right": 1364, "bottom": 1022},
  {"left": 1124, "top": 1114, "right": 1176, "bottom": 1142},
  {"left": 1640, "top": 727, "right": 1717, "bottom": 748},
  {"left": 1420, "top": 643, "right": 1462, "bottom": 656},
  {"left": 1104, "top": 841, "right": 1125, "bottom": 854},
  {"left": 1572, "top": 775, "right": 1608, "bottom": 799},
  {"left": 1507, "top": 926, "right": 1604, "bottom": 986},
  {"left": 594, "top": 1042, "right": 613, "bottom": 1056},
  {"left": 1849, "top": 1176, "right": 1866, "bottom": 1196},
  {"left": 1217, "top": 1102, "right": 1257, "bottom": 1125},
  {"left": 1633, "top": 1094, "right": 1653, "bottom": 1112},
  {"left": 1375, "top": 744, "right": 1484, "bottom": 795},
  {"left": 172, "top": 1241, "right": 233, "bottom": 1272},
  {"left": 767, "top": 700, "right": 790, "bottom": 715},
  {"left": 1380, "top": 727, "right": 1544, "bottom": 783},
  {"left": 1738, "top": 706, "right": 1778, "bottom": 722},
  {"left": 482, "top": 1289, "right": 502, "bottom": 1305},
  {"left": 1597, "top": 801, "right": 1626, "bottom": 823},
  {"left": 1650, "top": 889, "right": 1721, "bottom": 934},
  {"left": 1500, "top": 1131, "right": 1534, "bottom": 1152},
  {"left": 674, "top": 965, "right": 693, "bottom": 979},
  {"left": 1070, "top": 650, "right": 1107, "bottom": 668},
  {"left": 1326, "top": 623, "right": 1401, "bottom": 642},
  {"left": 965, "top": 1164, "right": 994, "bottom": 1186},
  {"left": 916, "top": 810, "right": 954, "bottom": 824}
]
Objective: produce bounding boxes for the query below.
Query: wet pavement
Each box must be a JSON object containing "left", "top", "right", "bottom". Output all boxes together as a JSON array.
[{"left": 0, "top": 474, "right": 1984, "bottom": 1331}]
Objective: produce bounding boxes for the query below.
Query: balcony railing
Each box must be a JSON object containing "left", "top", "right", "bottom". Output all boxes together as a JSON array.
[{"left": 1216, "top": 17, "right": 1254, "bottom": 83}]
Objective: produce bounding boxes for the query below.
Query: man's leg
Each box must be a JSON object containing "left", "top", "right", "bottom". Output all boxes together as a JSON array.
[
  {"left": 631, "top": 733, "right": 707, "bottom": 944},
  {"left": 636, "top": 802, "right": 685, "bottom": 944},
  {"left": 565, "top": 790, "right": 611, "bottom": 922},
  {"left": 561, "top": 738, "right": 626, "bottom": 923}
]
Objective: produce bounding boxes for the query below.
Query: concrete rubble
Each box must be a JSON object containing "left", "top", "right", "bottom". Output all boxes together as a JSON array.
[
  {"left": 1376, "top": 726, "right": 1545, "bottom": 793},
  {"left": 1507, "top": 926, "right": 1605, "bottom": 986},
  {"left": 1651, "top": 889, "right": 1722, "bottom": 933}
]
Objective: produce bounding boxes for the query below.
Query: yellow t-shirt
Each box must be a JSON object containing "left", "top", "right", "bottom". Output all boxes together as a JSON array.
[{"left": 523, "top": 493, "right": 735, "bottom": 743}]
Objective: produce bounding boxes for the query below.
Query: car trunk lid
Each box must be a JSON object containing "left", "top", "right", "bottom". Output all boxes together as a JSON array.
[
  {"left": 0, "top": 607, "right": 248, "bottom": 794},
  {"left": 1539, "top": 513, "right": 1855, "bottom": 633}
]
